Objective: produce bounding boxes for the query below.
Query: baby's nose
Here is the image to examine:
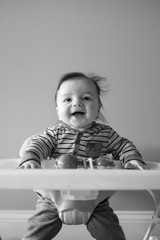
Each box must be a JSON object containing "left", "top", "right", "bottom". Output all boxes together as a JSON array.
[{"left": 73, "top": 100, "right": 82, "bottom": 107}]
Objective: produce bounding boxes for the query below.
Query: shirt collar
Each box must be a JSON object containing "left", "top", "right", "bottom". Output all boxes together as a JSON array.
[{"left": 57, "top": 120, "right": 97, "bottom": 133}]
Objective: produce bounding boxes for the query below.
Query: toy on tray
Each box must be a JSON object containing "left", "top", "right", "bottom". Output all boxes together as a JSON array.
[
  {"left": 95, "top": 155, "right": 115, "bottom": 169},
  {"left": 55, "top": 153, "right": 115, "bottom": 170},
  {"left": 55, "top": 154, "right": 77, "bottom": 169}
]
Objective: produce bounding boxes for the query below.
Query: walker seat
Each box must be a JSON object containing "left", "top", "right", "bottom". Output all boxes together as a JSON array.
[{"left": 39, "top": 157, "right": 116, "bottom": 224}]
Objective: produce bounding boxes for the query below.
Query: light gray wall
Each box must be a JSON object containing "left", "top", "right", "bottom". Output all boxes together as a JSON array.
[{"left": 0, "top": 0, "right": 160, "bottom": 211}]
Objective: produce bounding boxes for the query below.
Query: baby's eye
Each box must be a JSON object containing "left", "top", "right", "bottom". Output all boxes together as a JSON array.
[
  {"left": 64, "top": 98, "right": 72, "bottom": 103},
  {"left": 83, "top": 96, "right": 91, "bottom": 101}
]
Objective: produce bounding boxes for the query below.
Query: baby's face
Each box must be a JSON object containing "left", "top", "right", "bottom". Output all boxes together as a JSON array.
[{"left": 56, "top": 78, "right": 100, "bottom": 131}]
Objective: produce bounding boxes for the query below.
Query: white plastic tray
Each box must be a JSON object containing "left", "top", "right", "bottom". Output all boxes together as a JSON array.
[{"left": 0, "top": 159, "right": 160, "bottom": 190}]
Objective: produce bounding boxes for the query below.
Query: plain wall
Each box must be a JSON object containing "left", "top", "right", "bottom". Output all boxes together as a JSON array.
[{"left": 0, "top": 0, "right": 160, "bottom": 211}]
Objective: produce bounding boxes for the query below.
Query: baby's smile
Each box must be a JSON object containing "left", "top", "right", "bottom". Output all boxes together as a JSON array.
[{"left": 71, "top": 111, "right": 85, "bottom": 117}]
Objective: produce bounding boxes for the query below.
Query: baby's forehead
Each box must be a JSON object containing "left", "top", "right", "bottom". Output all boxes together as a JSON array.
[
  {"left": 55, "top": 77, "right": 100, "bottom": 104},
  {"left": 59, "top": 77, "right": 97, "bottom": 91}
]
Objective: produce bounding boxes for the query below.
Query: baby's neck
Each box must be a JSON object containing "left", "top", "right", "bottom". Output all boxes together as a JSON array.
[{"left": 59, "top": 120, "right": 96, "bottom": 132}]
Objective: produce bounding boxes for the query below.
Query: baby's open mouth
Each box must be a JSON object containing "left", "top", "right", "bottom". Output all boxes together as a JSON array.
[{"left": 71, "top": 111, "right": 85, "bottom": 117}]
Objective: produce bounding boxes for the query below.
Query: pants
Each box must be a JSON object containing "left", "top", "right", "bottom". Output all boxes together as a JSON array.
[{"left": 22, "top": 196, "right": 126, "bottom": 240}]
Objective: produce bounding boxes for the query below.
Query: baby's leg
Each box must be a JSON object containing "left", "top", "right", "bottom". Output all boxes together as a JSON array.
[
  {"left": 22, "top": 196, "right": 62, "bottom": 240},
  {"left": 86, "top": 199, "right": 126, "bottom": 240}
]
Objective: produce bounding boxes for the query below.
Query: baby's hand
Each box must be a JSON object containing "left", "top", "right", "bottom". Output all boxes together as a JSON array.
[
  {"left": 124, "top": 160, "right": 148, "bottom": 170},
  {"left": 19, "top": 160, "right": 41, "bottom": 169}
]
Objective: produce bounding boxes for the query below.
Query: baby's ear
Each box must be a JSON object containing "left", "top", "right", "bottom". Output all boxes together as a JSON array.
[
  {"left": 56, "top": 107, "right": 58, "bottom": 113},
  {"left": 56, "top": 107, "right": 61, "bottom": 120}
]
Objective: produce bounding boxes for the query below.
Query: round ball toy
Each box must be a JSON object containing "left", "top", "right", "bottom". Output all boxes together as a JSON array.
[
  {"left": 95, "top": 155, "right": 115, "bottom": 169},
  {"left": 56, "top": 154, "right": 77, "bottom": 169}
]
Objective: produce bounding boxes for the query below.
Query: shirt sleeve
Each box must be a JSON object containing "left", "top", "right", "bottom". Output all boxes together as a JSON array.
[
  {"left": 107, "top": 128, "right": 145, "bottom": 166},
  {"left": 19, "top": 128, "right": 57, "bottom": 165}
]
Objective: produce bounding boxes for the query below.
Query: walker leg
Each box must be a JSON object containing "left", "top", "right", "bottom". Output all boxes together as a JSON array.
[
  {"left": 143, "top": 222, "right": 157, "bottom": 240},
  {"left": 143, "top": 190, "right": 160, "bottom": 240}
]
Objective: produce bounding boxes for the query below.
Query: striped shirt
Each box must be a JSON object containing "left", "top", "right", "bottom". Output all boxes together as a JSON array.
[{"left": 19, "top": 121, "right": 144, "bottom": 167}]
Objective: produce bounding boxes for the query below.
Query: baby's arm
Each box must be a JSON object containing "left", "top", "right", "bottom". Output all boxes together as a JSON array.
[
  {"left": 19, "top": 128, "right": 56, "bottom": 167},
  {"left": 107, "top": 128, "right": 147, "bottom": 170}
]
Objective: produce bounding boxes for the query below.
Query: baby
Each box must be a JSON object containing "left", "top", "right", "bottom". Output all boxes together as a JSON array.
[{"left": 19, "top": 72, "right": 146, "bottom": 240}]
